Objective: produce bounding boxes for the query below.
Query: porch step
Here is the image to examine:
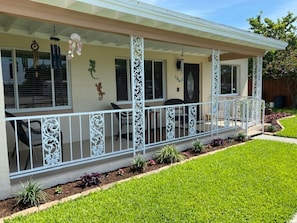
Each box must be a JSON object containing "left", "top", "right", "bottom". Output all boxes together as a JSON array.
[{"left": 247, "top": 130, "right": 262, "bottom": 137}]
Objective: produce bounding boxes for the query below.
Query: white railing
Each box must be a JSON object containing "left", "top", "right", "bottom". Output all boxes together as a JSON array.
[{"left": 5, "top": 98, "right": 263, "bottom": 178}]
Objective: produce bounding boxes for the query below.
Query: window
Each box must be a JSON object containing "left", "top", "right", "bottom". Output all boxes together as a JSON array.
[
  {"left": 1, "top": 49, "right": 70, "bottom": 111},
  {"left": 220, "top": 65, "right": 238, "bottom": 95},
  {"left": 115, "top": 58, "right": 164, "bottom": 101}
]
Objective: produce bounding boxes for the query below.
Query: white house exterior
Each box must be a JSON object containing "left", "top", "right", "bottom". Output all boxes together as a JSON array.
[{"left": 0, "top": 0, "right": 287, "bottom": 199}]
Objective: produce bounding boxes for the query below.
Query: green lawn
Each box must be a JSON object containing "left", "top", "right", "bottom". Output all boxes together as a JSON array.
[
  {"left": 6, "top": 140, "right": 297, "bottom": 223},
  {"left": 276, "top": 115, "right": 297, "bottom": 138},
  {"left": 273, "top": 108, "right": 297, "bottom": 115}
]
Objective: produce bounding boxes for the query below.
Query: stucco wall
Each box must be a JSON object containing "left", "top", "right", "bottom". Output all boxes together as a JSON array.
[{"left": 0, "top": 33, "right": 249, "bottom": 113}]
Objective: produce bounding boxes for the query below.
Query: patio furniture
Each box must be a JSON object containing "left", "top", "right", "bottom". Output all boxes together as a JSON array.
[
  {"left": 164, "top": 98, "right": 188, "bottom": 125},
  {"left": 5, "top": 111, "right": 63, "bottom": 169},
  {"left": 5, "top": 111, "right": 42, "bottom": 170},
  {"left": 110, "top": 103, "right": 133, "bottom": 140}
]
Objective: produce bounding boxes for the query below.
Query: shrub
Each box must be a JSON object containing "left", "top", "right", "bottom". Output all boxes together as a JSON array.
[
  {"left": 16, "top": 179, "right": 47, "bottom": 208},
  {"left": 54, "top": 186, "right": 63, "bottom": 195},
  {"left": 235, "top": 131, "right": 246, "bottom": 142},
  {"left": 192, "top": 139, "right": 203, "bottom": 153},
  {"left": 155, "top": 145, "right": 184, "bottom": 164},
  {"left": 130, "top": 154, "right": 146, "bottom": 172},
  {"left": 211, "top": 138, "right": 224, "bottom": 147},
  {"left": 264, "top": 112, "right": 290, "bottom": 123},
  {"left": 266, "top": 124, "right": 276, "bottom": 132},
  {"left": 78, "top": 172, "right": 102, "bottom": 189}
]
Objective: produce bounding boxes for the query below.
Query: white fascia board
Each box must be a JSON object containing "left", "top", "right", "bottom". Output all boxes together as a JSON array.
[{"left": 31, "top": 0, "right": 287, "bottom": 50}]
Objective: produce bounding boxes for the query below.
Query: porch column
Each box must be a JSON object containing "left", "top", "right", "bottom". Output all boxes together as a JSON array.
[
  {"left": 252, "top": 56, "right": 263, "bottom": 122},
  {"left": 211, "top": 49, "right": 220, "bottom": 134},
  {"left": 252, "top": 56, "right": 263, "bottom": 100},
  {"left": 0, "top": 50, "right": 11, "bottom": 200},
  {"left": 130, "top": 35, "right": 145, "bottom": 154}
]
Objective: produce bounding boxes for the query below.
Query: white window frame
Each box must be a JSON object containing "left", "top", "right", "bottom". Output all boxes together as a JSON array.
[
  {"left": 115, "top": 58, "right": 166, "bottom": 103},
  {"left": 220, "top": 64, "right": 239, "bottom": 96},
  {"left": 1, "top": 48, "right": 72, "bottom": 113}
]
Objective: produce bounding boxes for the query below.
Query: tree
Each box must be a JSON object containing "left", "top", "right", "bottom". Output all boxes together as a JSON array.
[{"left": 248, "top": 12, "right": 297, "bottom": 107}]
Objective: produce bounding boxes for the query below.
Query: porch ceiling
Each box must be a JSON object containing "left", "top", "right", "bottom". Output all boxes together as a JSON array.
[
  {"left": 0, "top": 14, "right": 214, "bottom": 57},
  {"left": 29, "top": 0, "right": 287, "bottom": 52},
  {"left": 0, "top": 0, "right": 287, "bottom": 58}
]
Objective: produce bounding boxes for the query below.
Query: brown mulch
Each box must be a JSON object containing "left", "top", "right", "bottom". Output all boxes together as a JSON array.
[{"left": 0, "top": 139, "right": 244, "bottom": 219}]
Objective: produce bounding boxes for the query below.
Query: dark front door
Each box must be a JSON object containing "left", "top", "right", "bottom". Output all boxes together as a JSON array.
[{"left": 184, "top": 63, "right": 199, "bottom": 103}]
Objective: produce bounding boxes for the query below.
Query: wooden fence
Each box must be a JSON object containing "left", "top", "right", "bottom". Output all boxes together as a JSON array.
[{"left": 248, "top": 78, "right": 292, "bottom": 108}]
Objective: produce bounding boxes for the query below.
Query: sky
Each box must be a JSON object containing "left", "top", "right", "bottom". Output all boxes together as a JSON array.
[{"left": 139, "top": 0, "right": 297, "bottom": 30}]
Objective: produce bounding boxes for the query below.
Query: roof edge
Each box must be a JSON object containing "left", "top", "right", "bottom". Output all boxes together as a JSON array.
[{"left": 31, "top": 0, "right": 288, "bottom": 50}]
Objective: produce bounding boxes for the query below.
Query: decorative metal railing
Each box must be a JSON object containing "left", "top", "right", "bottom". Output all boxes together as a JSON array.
[{"left": 5, "top": 97, "right": 263, "bottom": 179}]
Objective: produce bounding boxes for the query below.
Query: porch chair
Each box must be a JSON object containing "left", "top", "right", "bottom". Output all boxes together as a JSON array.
[
  {"left": 5, "top": 111, "right": 63, "bottom": 170},
  {"left": 5, "top": 111, "right": 42, "bottom": 170},
  {"left": 164, "top": 98, "right": 188, "bottom": 125},
  {"left": 110, "top": 103, "right": 133, "bottom": 140}
]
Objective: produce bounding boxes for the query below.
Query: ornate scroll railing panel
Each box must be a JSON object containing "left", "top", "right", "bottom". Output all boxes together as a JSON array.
[
  {"left": 41, "top": 117, "right": 62, "bottom": 167},
  {"left": 90, "top": 113, "right": 105, "bottom": 157},
  {"left": 211, "top": 49, "right": 220, "bottom": 133},
  {"left": 130, "top": 35, "right": 145, "bottom": 154}
]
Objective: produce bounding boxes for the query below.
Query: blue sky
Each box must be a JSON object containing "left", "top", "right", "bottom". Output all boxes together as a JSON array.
[{"left": 140, "top": 0, "right": 297, "bottom": 30}]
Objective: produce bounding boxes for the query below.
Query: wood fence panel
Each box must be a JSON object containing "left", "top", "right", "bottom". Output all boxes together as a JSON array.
[{"left": 248, "top": 79, "right": 291, "bottom": 108}]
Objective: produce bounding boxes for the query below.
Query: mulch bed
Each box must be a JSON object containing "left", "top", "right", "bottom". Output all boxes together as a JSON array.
[{"left": 0, "top": 138, "right": 243, "bottom": 219}]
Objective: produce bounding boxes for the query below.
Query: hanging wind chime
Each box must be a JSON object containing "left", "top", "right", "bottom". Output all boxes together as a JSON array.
[
  {"left": 50, "top": 25, "right": 61, "bottom": 69},
  {"left": 67, "top": 33, "right": 82, "bottom": 60}
]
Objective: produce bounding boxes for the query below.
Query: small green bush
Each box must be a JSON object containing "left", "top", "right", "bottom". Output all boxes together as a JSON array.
[
  {"left": 235, "top": 131, "right": 246, "bottom": 142},
  {"left": 266, "top": 124, "right": 276, "bottom": 133},
  {"left": 16, "top": 179, "right": 47, "bottom": 208},
  {"left": 54, "top": 186, "right": 63, "bottom": 195},
  {"left": 130, "top": 154, "right": 146, "bottom": 172},
  {"left": 192, "top": 139, "right": 203, "bottom": 153},
  {"left": 155, "top": 145, "right": 184, "bottom": 164}
]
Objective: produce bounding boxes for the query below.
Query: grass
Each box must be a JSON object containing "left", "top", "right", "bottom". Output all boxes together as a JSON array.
[
  {"left": 6, "top": 140, "right": 297, "bottom": 222},
  {"left": 275, "top": 115, "right": 297, "bottom": 138},
  {"left": 273, "top": 108, "right": 297, "bottom": 115}
]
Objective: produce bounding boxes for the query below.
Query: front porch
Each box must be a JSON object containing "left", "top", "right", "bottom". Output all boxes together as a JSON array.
[
  {"left": 6, "top": 97, "right": 264, "bottom": 183},
  {"left": 0, "top": 0, "right": 288, "bottom": 201}
]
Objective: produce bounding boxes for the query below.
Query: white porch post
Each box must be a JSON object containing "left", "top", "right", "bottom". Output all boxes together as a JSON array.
[
  {"left": 252, "top": 56, "right": 263, "bottom": 122},
  {"left": 252, "top": 56, "right": 263, "bottom": 99},
  {"left": 211, "top": 49, "right": 220, "bottom": 135},
  {"left": 130, "top": 35, "right": 145, "bottom": 155},
  {"left": 0, "top": 50, "right": 11, "bottom": 200}
]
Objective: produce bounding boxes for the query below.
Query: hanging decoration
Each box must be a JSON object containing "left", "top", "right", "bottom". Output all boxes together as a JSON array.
[
  {"left": 50, "top": 25, "right": 61, "bottom": 69},
  {"left": 67, "top": 33, "right": 82, "bottom": 60},
  {"left": 31, "top": 40, "right": 39, "bottom": 68},
  {"left": 31, "top": 40, "right": 39, "bottom": 78},
  {"left": 95, "top": 82, "right": 105, "bottom": 101},
  {"left": 175, "top": 59, "right": 184, "bottom": 82},
  {"left": 88, "top": 59, "right": 99, "bottom": 79}
]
